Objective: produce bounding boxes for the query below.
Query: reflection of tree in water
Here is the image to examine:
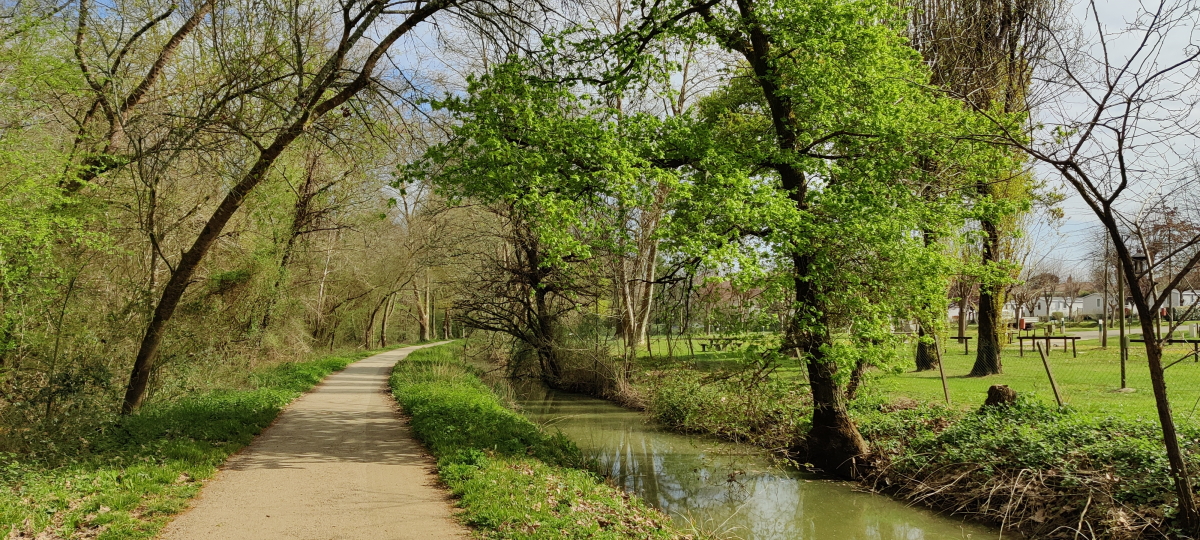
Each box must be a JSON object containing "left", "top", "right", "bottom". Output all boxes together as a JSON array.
[{"left": 515, "top": 386, "right": 988, "bottom": 540}]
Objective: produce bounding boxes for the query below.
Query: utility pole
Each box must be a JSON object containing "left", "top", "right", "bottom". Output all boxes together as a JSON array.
[
  {"left": 1102, "top": 238, "right": 1109, "bottom": 348},
  {"left": 1118, "top": 260, "right": 1127, "bottom": 389}
]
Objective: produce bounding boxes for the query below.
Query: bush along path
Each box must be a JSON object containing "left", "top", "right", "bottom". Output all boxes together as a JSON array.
[
  {"left": 1, "top": 346, "right": 403, "bottom": 539},
  {"left": 390, "top": 342, "right": 693, "bottom": 540}
]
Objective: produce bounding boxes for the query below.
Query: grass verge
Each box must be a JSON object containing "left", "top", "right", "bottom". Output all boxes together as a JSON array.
[
  {"left": 1, "top": 347, "right": 394, "bottom": 539},
  {"left": 389, "top": 342, "right": 692, "bottom": 539}
]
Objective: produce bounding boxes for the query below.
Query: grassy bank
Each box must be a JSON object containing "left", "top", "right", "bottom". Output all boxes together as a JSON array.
[
  {"left": 389, "top": 342, "right": 692, "bottom": 539},
  {"left": 857, "top": 398, "right": 1197, "bottom": 538},
  {"left": 1, "top": 347, "right": 393, "bottom": 539}
]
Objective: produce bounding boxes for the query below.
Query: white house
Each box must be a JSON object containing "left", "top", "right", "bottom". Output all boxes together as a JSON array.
[
  {"left": 951, "top": 291, "right": 1194, "bottom": 323},
  {"left": 1168, "top": 290, "right": 1198, "bottom": 309},
  {"left": 1077, "top": 293, "right": 1108, "bottom": 319},
  {"left": 1011, "top": 295, "right": 1127, "bottom": 321},
  {"left": 1033, "top": 296, "right": 1075, "bottom": 318}
]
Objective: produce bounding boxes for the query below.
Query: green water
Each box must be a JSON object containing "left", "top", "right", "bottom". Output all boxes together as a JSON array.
[{"left": 515, "top": 386, "right": 997, "bottom": 540}]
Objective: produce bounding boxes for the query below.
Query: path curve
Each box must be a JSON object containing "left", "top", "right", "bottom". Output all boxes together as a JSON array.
[{"left": 159, "top": 343, "right": 467, "bottom": 540}]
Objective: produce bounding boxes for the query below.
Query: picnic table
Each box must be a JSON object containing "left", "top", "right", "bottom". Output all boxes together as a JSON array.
[
  {"left": 698, "top": 337, "right": 744, "bottom": 352},
  {"left": 1131, "top": 337, "right": 1200, "bottom": 369},
  {"left": 1017, "top": 335, "right": 1081, "bottom": 357}
]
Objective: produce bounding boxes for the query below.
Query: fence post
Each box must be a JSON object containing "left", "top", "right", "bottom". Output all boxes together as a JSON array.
[
  {"left": 936, "top": 337, "right": 950, "bottom": 405},
  {"left": 1036, "top": 342, "right": 1064, "bottom": 407}
]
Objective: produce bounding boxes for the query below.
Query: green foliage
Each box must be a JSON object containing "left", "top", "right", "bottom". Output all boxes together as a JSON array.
[
  {"left": 406, "top": 60, "right": 681, "bottom": 267},
  {"left": 208, "top": 269, "right": 253, "bottom": 295},
  {"left": 0, "top": 349, "right": 381, "bottom": 539},
  {"left": 390, "top": 343, "right": 689, "bottom": 539},
  {"left": 644, "top": 364, "right": 811, "bottom": 448}
]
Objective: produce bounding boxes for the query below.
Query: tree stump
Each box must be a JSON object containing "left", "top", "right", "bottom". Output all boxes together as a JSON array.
[{"left": 983, "top": 384, "right": 1017, "bottom": 408}]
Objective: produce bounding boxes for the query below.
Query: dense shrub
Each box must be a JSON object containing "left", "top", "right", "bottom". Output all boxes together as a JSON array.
[{"left": 643, "top": 368, "right": 810, "bottom": 448}]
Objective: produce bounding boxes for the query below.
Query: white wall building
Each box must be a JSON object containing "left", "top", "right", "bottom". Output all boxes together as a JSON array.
[{"left": 950, "top": 291, "right": 1195, "bottom": 323}]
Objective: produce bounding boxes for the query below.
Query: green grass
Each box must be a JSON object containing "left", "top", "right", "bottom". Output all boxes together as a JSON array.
[
  {"left": 632, "top": 330, "right": 1200, "bottom": 424},
  {"left": 884, "top": 335, "right": 1200, "bottom": 423},
  {"left": 0, "top": 347, "right": 395, "bottom": 539},
  {"left": 390, "top": 342, "right": 691, "bottom": 540}
]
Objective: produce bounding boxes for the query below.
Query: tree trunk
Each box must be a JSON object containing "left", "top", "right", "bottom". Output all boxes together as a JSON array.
[
  {"left": 635, "top": 240, "right": 658, "bottom": 346},
  {"left": 844, "top": 358, "right": 868, "bottom": 401},
  {"left": 971, "top": 219, "right": 1004, "bottom": 376},
  {"left": 379, "top": 294, "right": 394, "bottom": 348},
  {"left": 958, "top": 292, "right": 968, "bottom": 338},
  {"left": 363, "top": 293, "right": 389, "bottom": 349},
  {"left": 533, "top": 287, "right": 561, "bottom": 386},
  {"left": 413, "top": 278, "right": 430, "bottom": 342},
  {"left": 915, "top": 323, "right": 940, "bottom": 371},
  {"left": 1141, "top": 315, "right": 1200, "bottom": 529},
  {"left": 793, "top": 253, "right": 870, "bottom": 478},
  {"left": 915, "top": 228, "right": 940, "bottom": 371},
  {"left": 121, "top": 123, "right": 308, "bottom": 414},
  {"left": 805, "top": 349, "right": 870, "bottom": 477}
]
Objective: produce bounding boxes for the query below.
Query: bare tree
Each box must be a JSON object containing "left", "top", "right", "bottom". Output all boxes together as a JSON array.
[
  {"left": 451, "top": 203, "right": 602, "bottom": 386},
  {"left": 120, "top": 0, "right": 557, "bottom": 413},
  {"left": 1031, "top": 270, "right": 1060, "bottom": 319},
  {"left": 1061, "top": 274, "right": 1083, "bottom": 321},
  {"left": 981, "top": 0, "right": 1200, "bottom": 529}
]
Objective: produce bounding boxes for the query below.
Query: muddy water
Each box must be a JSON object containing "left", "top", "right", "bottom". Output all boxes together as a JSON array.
[{"left": 515, "top": 386, "right": 997, "bottom": 540}]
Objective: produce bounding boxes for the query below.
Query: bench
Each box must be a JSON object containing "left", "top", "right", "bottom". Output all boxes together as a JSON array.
[
  {"left": 1017, "top": 335, "right": 1081, "bottom": 357},
  {"left": 1131, "top": 337, "right": 1200, "bottom": 369},
  {"left": 953, "top": 336, "right": 972, "bottom": 354}
]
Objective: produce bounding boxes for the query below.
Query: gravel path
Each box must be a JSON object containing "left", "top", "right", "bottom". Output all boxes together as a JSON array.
[{"left": 159, "top": 343, "right": 467, "bottom": 540}]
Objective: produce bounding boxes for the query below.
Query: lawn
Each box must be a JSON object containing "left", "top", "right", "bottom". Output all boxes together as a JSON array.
[
  {"left": 632, "top": 328, "right": 1200, "bottom": 424},
  {"left": 886, "top": 334, "right": 1200, "bottom": 423}
]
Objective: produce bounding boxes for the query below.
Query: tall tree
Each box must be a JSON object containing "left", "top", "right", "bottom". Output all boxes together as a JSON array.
[
  {"left": 600, "top": 0, "right": 1010, "bottom": 475},
  {"left": 409, "top": 63, "right": 672, "bottom": 385},
  {"left": 906, "top": 0, "right": 1054, "bottom": 377}
]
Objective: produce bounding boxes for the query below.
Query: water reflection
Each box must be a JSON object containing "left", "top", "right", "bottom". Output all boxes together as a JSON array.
[{"left": 515, "top": 385, "right": 995, "bottom": 540}]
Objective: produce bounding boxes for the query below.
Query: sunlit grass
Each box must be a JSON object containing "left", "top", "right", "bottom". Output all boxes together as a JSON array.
[{"left": 632, "top": 327, "right": 1200, "bottom": 424}]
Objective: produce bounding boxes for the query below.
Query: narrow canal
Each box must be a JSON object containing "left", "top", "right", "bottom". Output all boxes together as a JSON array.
[{"left": 514, "top": 385, "right": 998, "bottom": 540}]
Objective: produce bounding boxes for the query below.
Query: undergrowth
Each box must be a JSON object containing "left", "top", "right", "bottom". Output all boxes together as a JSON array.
[
  {"left": 0, "top": 348, "right": 389, "bottom": 539},
  {"left": 642, "top": 367, "right": 811, "bottom": 450},
  {"left": 857, "top": 397, "right": 1200, "bottom": 539},
  {"left": 390, "top": 342, "right": 692, "bottom": 539}
]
